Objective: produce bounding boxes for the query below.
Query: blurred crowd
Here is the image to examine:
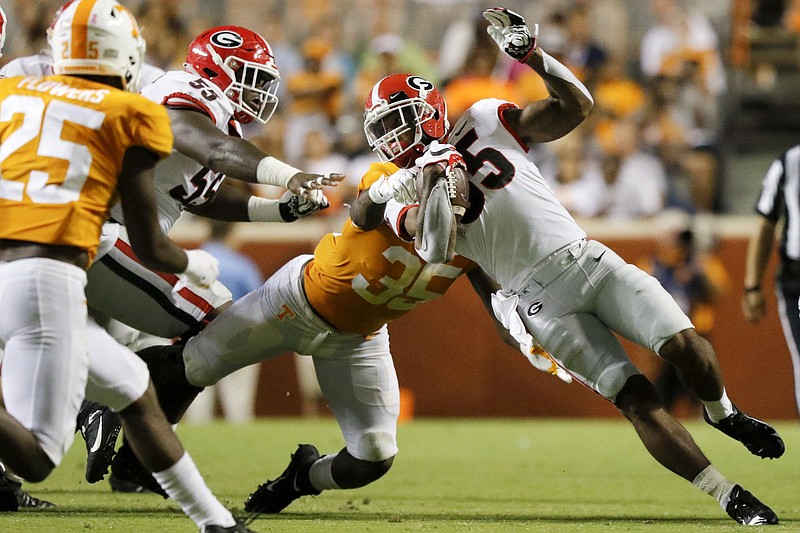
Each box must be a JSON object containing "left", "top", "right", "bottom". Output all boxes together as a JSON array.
[{"left": 3, "top": 0, "right": 796, "bottom": 225}]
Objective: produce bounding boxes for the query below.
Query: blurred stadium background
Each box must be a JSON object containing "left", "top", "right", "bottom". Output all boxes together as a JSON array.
[{"left": 2, "top": 0, "right": 799, "bottom": 421}]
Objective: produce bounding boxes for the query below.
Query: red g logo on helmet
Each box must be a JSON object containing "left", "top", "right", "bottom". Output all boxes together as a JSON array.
[{"left": 209, "top": 30, "right": 244, "bottom": 49}]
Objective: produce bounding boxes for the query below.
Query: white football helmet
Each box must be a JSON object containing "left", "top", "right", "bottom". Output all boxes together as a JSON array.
[{"left": 49, "top": 0, "right": 146, "bottom": 91}]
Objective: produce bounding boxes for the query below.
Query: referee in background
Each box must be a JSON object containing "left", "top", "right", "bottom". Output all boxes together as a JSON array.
[{"left": 742, "top": 144, "right": 800, "bottom": 418}]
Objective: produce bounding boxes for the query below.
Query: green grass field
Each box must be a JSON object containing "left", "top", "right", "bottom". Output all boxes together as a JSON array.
[{"left": 0, "top": 418, "right": 797, "bottom": 532}]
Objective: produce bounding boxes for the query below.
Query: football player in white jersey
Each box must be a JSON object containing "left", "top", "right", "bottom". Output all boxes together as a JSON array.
[
  {"left": 74, "top": 23, "right": 344, "bottom": 487},
  {"left": 87, "top": 24, "right": 340, "bottom": 343},
  {"left": 354, "top": 7, "right": 783, "bottom": 527}
]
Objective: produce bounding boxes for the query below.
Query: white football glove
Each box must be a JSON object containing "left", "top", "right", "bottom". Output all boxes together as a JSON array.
[
  {"left": 416, "top": 142, "right": 468, "bottom": 205},
  {"left": 183, "top": 249, "right": 220, "bottom": 289},
  {"left": 415, "top": 141, "right": 465, "bottom": 172},
  {"left": 483, "top": 7, "right": 538, "bottom": 62},
  {"left": 368, "top": 168, "right": 419, "bottom": 205},
  {"left": 490, "top": 291, "right": 572, "bottom": 384},
  {"left": 279, "top": 189, "right": 330, "bottom": 221}
]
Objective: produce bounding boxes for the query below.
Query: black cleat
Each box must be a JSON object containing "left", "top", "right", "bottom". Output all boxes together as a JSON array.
[
  {"left": 725, "top": 485, "right": 779, "bottom": 525},
  {"left": 15, "top": 488, "right": 56, "bottom": 509},
  {"left": 0, "top": 466, "right": 19, "bottom": 512},
  {"left": 201, "top": 520, "right": 255, "bottom": 533},
  {"left": 704, "top": 405, "right": 785, "bottom": 459},
  {"left": 0, "top": 490, "right": 17, "bottom": 513},
  {"left": 244, "top": 444, "right": 321, "bottom": 515},
  {"left": 110, "top": 442, "right": 168, "bottom": 498},
  {"left": 109, "top": 472, "right": 150, "bottom": 494},
  {"left": 77, "top": 400, "right": 122, "bottom": 483},
  {"left": 0, "top": 463, "right": 56, "bottom": 511}
]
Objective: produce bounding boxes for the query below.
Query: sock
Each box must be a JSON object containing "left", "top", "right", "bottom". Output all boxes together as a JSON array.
[
  {"left": 308, "top": 454, "right": 339, "bottom": 491},
  {"left": 152, "top": 452, "right": 235, "bottom": 528},
  {"left": 692, "top": 465, "right": 736, "bottom": 509},
  {"left": 702, "top": 389, "right": 734, "bottom": 423}
]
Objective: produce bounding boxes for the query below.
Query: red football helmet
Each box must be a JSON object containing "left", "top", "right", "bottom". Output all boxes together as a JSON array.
[
  {"left": 0, "top": 4, "right": 7, "bottom": 57},
  {"left": 364, "top": 74, "right": 449, "bottom": 168},
  {"left": 184, "top": 26, "right": 280, "bottom": 124}
]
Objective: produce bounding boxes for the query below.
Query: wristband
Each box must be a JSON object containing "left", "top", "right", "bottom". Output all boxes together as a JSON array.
[
  {"left": 744, "top": 286, "right": 761, "bottom": 292},
  {"left": 256, "top": 156, "right": 302, "bottom": 188},
  {"left": 247, "top": 196, "right": 283, "bottom": 222}
]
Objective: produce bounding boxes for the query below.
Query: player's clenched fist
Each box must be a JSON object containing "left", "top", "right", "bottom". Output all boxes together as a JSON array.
[{"left": 483, "top": 7, "right": 538, "bottom": 62}]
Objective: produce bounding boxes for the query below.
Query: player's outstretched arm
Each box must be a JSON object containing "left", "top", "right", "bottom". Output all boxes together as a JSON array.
[
  {"left": 167, "top": 107, "right": 344, "bottom": 195},
  {"left": 186, "top": 180, "right": 329, "bottom": 223},
  {"left": 483, "top": 7, "right": 594, "bottom": 144}
]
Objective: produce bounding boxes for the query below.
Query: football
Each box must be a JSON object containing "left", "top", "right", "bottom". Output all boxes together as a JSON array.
[
  {"left": 447, "top": 165, "right": 471, "bottom": 222},
  {"left": 417, "top": 163, "right": 470, "bottom": 222}
]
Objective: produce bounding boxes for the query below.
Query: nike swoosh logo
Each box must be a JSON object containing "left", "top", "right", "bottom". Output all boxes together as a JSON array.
[
  {"left": 594, "top": 250, "right": 606, "bottom": 262},
  {"left": 429, "top": 147, "right": 450, "bottom": 156},
  {"left": 89, "top": 413, "right": 103, "bottom": 453}
]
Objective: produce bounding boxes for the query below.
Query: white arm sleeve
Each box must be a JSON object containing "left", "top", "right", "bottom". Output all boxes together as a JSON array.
[{"left": 384, "top": 199, "right": 416, "bottom": 242}]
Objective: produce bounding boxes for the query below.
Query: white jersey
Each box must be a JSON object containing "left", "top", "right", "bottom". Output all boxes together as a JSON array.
[
  {"left": 449, "top": 98, "right": 586, "bottom": 293},
  {"left": 111, "top": 70, "right": 241, "bottom": 233},
  {"left": 0, "top": 52, "right": 53, "bottom": 77},
  {"left": 0, "top": 50, "right": 165, "bottom": 86}
]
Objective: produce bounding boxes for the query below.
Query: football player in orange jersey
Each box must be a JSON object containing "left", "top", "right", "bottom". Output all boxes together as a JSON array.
[
  {"left": 0, "top": 2, "right": 53, "bottom": 513},
  {"left": 102, "top": 160, "right": 478, "bottom": 511},
  {"left": 99, "top": 100, "right": 567, "bottom": 519},
  {"left": 0, "top": 1, "right": 250, "bottom": 530}
]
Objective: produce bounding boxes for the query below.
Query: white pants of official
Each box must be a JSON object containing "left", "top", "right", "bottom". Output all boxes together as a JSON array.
[
  {"left": 86, "top": 222, "right": 231, "bottom": 339},
  {"left": 515, "top": 240, "right": 694, "bottom": 402},
  {"left": 184, "top": 255, "right": 400, "bottom": 462},
  {"left": 0, "top": 258, "right": 149, "bottom": 466}
]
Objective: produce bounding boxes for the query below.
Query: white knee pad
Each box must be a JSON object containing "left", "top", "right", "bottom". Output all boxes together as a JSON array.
[{"left": 353, "top": 430, "right": 397, "bottom": 462}]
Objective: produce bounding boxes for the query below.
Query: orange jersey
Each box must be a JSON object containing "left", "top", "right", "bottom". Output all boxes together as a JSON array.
[
  {"left": 0, "top": 75, "right": 173, "bottom": 261},
  {"left": 304, "top": 162, "right": 477, "bottom": 335}
]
